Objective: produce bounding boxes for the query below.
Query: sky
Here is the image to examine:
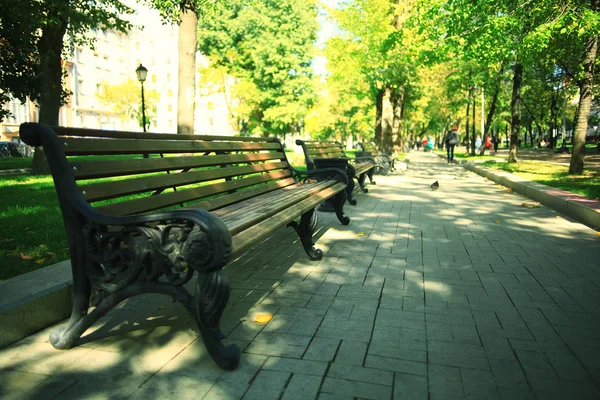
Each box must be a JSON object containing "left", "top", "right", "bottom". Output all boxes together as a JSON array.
[{"left": 313, "top": 0, "right": 343, "bottom": 76}]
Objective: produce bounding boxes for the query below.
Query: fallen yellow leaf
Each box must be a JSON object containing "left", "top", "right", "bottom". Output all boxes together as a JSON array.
[
  {"left": 20, "top": 252, "right": 33, "bottom": 260},
  {"left": 596, "top": 232, "right": 600, "bottom": 236},
  {"left": 35, "top": 259, "right": 45, "bottom": 264},
  {"left": 495, "top": 220, "right": 500, "bottom": 224},
  {"left": 254, "top": 313, "right": 273, "bottom": 324},
  {"left": 357, "top": 232, "right": 366, "bottom": 236}
]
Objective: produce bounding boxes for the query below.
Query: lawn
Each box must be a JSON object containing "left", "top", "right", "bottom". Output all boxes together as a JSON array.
[
  {"left": 0, "top": 174, "right": 67, "bottom": 281},
  {"left": 481, "top": 160, "right": 600, "bottom": 200},
  {"left": 0, "top": 157, "right": 32, "bottom": 170}
]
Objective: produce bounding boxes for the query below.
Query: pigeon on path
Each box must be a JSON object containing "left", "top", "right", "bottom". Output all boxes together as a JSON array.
[{"left": 430, "top": 180, "right": 439, "bottom": 191}]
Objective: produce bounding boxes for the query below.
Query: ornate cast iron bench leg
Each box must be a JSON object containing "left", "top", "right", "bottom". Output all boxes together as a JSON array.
[
  {"left": 357, "top": 172, "right": 369, "bottom": 193},
  {"left": 367, "top": 167, "right": 376, "bottom": 184},
  {"left": 330, "top": 191, "right": 350, "bottom": 225},
  {"left": 194, "top": 271, "right": 240, "bottom": 370},
  {"left": 288, "top": 208, "right": 323, "bottom": 261}
]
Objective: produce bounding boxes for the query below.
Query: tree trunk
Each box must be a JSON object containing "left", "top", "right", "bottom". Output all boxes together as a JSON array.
[
  {"left": 392, "top": 87, "right": 404, "bottom": 150},
  {"left": 177, "top": 10, "right": 198, "bottom": 134},
  {"left": 381, "top": 86, "right": 394, "bottom": 153},
  {"left": 471, "top": 92, "right": 476, "bottom": 155},
  {"left": 32, "top": 2, "right": 68, "bottom": 175},
  {"left": 480, "top": 84, "right": 499, "bottom": 155},
  {"left": 508, "top": 63, "right": 523, "bottom": 162},
  {"left": 465, "top": 96, "right": 470, "bottom": 151},
  {"left": 375, "top": 88, "right": 384, "bottom": 146},
  {"left": 549, "top": 94, "right": 557, "bottom": 148},
  {"left": 569, "top": 33, "right": 598, "bottom": 174}
]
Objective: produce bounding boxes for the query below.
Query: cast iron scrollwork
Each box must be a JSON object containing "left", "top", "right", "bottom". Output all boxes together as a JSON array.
[{"left": 82, "top": 219, "right": 231, "bottom": 306}]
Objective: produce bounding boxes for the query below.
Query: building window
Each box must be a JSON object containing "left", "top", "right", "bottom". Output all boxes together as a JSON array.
[
  {"left": 207, "top": 101, "right": 214, "bottom": 110},
  {"left": 76, "top": 49, "right": 83, "bottom": 63},
  {"left": 78, "top": 79, "right": 84, "bottom": 95},
  {"left": 95, "top": 84, "right": 102, "bottom": 95},
  {"left": 168, "top": 104, "right": 173, "bottom": 112},
  {"left": 150, "top": 41, "right": 154, "bottom": 48},
  {"left": 208, "top": 118, "right": 214, "bottom": 126},
  {"left": 168, "top": 119, "right": 173, "bottom": 127},
  {"left": 135, "top": 42, "right": 140, "bottom": 51},
  {"left": 151, "top": 58, "right": 155, "bottom": 66},
  {"left": 151, "top": 74, "right": 156, "bottom": 83},
  {"left": 167, "top": 89, "right": 173, "bottom": 97},
  {"left": 166, "top": 74, "right": 171, "bottom": 82},
  {"left": 167, "top": 56, "right": 171, "bottom": 64}
]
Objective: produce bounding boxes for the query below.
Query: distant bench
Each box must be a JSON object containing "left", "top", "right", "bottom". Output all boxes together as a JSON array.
[
  {"left": 295, "top": 139, "right": 376, "bottom": 206},
  {"left": 356, "top": 142, "right": 395, "bottom": 176},
  {"left": 19, "top": 123, "right": 350, "bottom": 370}
]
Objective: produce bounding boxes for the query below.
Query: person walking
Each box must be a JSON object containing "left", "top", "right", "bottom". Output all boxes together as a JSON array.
[{"left": 444, "top": 126, "right": 459, "bottom": 163}]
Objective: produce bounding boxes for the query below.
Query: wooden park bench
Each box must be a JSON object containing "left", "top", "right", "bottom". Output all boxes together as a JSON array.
[
  {"left": 19, "top": 123, "right": 351, "bottom": 370},
  {"left": 295, "top": 139, "right": 376, "bottom": 206},
  {"left": 356, "top": 142, "right": 395, "bottom": 176}
]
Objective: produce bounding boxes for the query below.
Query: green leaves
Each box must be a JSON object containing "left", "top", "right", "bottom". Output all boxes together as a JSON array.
[{"left": 197, "top": 0, "right": 318, "bottom": 137}]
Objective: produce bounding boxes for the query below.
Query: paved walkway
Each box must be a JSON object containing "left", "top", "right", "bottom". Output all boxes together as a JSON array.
[{"left": 2, "top": 152, "right": 600, "bottom": 399}]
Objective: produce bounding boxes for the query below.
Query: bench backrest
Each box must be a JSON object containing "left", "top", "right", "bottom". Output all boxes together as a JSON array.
[
  {"left": 20, "top": 124, "right": 296, "bottom": 217},
  {"left": 295, "top": 140, "right": 346, "bottom": 170}
]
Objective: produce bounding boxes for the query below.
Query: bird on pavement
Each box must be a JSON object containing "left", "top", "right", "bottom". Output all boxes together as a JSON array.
[{"left": 431, "top": 180, "right": 439, "bottom": 191}]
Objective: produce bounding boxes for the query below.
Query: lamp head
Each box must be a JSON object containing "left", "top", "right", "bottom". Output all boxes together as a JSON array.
[{"left": 136, "top": 64, "right": 148, "bottom": 82}]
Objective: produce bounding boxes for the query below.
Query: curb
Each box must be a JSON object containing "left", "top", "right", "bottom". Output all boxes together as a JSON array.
[
  {"left": 461, "top": 161, "right": 600, "bottom": 231},
  {"left": 0, "top": 168, "right": 32, "bottom": 176},
  {"left": 0, "top": 260, "right": 72, "bottom": 349}
]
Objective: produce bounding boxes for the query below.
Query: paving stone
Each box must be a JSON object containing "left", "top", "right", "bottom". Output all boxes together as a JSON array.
[
  {"left": 364, "top": 354, "right": 428, "bottom": 376},
  {"left": 335, "top": 339, "right": 369, "bottom": 366},
  {"left": 263, "top": 356, "right": 328, "bottom": 376},
  {"left": 282, "top": 374, "right": 322, "bottom": 400},
  {"left": 460, "top": 368, "right": 499, "bottom": 399},
  {"left": 428, "top": 349, "right": 490, "bottom": 371},
  {"left": 243, "top": 370, "right": 291, "bottom": 400},
  {"left": 327, "top": 363, "right": 393, "bottom": 386},
  {"left": 303, "top": 337, "right": 340, "bottom": 362},
  {"left": 393, "top": 372, "right": 428, "bottom": 400},
  {"left": 428, "top": 364, "right": 465, "bottom": 397},
  {"left": 320, "top": 377, "right": 392, "bottom": 400},
  {"left": 489, "top": 358, "right": 529, "bottom": 390}
]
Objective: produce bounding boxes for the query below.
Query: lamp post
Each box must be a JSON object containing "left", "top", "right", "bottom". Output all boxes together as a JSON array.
[{"left": 135, "top": 63, "right": 148, "bottom": 132}]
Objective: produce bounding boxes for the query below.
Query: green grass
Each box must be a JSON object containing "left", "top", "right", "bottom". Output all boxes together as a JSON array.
[
  {"left": 0, "top": 157, "right": 32, "bottom": 170},
  {"left": 0, "top": 174, "right": 67, "bottom": 281},
  {"left": 481, "top": 161, "right": 600, "bottom": 200}
]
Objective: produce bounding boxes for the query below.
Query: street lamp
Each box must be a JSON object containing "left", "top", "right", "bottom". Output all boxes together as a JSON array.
[{"left": 135, "top": 63, "right": 148, "bottom": 132}]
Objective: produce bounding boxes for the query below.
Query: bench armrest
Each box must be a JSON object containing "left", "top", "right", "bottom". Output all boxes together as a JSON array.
[{"left": 289, "top": 165, "right": 349, "bottom": 185}]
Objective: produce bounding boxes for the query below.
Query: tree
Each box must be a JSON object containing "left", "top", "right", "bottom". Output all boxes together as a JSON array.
[
  {"left": 1, "top": 0, "right": 133, "bottom": 174},
  {"left": 97, "top": 79, "right": 159, "bottom": 129},
  {"left": 0, "top": 0, "right": 41, "bottom": 121},
  {"left": 197, "top": 0, "right": 319, "bottom": 138}
]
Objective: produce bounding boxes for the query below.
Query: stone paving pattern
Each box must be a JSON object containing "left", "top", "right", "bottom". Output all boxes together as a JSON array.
[{"left": 1, "top": 151, "right": 600, "bottom": 399}]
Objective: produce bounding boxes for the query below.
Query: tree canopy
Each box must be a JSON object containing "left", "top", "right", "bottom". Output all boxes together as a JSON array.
[{"left": 197, "top": 0, "right": 318, "bottom": 137}]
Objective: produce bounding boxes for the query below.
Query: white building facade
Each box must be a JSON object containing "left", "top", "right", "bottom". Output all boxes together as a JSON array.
[{"left": 1, "top": 4, "right": 234, "bottom": 140}]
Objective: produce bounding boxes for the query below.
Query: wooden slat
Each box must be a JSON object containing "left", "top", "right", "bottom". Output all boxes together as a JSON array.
[
  {"left": 95, "top": 170, "right": 296, "bottom": 216},
  {"left": 186, "top": 178, "right": 297, "bottom": 212},
  {"left": 217, "top": 181, "right": 338, "bottom": 234},
  {"left": 64, "top": 137, "right": 282, "bottom": 155},
  {"left": 80, "top": 162, "right": 291, "bottom": 202},
  {"left": 353, "top": 162, "right": 375, "bottom": 175},
  {"left": 72, "top": 152, "right": 287, "bottom": 179},
  {"left": 53, "top": 126, "right": 280, "bottom": 142},
  {"left": 231, "top": 182, "right": 347, "bottom": 258}
]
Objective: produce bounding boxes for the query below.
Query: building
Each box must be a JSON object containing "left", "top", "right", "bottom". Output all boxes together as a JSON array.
[{"left": 1, "top": 4, "right": 234, "bottom": 140}]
